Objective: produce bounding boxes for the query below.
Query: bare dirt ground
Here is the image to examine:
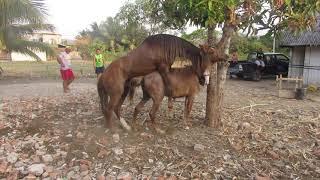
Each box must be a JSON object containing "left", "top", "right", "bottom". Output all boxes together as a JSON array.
[{"left": 0, "top": 78, "right": 320, "bottom": 180}]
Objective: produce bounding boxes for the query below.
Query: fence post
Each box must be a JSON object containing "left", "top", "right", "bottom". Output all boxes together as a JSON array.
[
  {"left": 46, "top": 65, "right": 49, "bottom": 78},
  {"left": 30, "top": 67, "right": 33, "bottom": 78},
  {"left": 80, "top": 63, "right": 83, "bottom": 76}
]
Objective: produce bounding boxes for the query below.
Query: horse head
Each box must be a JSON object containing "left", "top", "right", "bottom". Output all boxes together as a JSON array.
[
  {"left": 198, "top": 44, "right": 229, "bottom": 86},
  {"left": 199, "top": 44, "right": 229, "bottom": 64},
  {"left": 197, "top": 68, "right": 210, "bottom": 86}
]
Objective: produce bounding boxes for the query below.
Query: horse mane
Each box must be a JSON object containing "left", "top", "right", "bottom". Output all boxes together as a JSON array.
[
  {"left": 139, "top": 34, "right": 202, "bottom": 69},
  {"left": 169, "top": 65, "right": 194, "bottom": 73}
]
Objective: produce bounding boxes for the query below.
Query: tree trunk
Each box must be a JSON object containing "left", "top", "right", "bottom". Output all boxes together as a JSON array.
[
  {"left": 206, "top": 12, "right": 235, "bottom": 128},
  {"left": 205, "top": 25, "right": 217, "bottom": 122}
]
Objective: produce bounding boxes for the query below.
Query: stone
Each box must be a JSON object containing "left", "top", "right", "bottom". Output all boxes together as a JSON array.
[
  {"left": 28, "top": 164, "right": 46, "bottom": 176},
  {"left": 32, "top": 155, "right": 41, "bottom": 163},
  {"left": 0, "top": 161, "right": 8, "bottom": 173},
  {"left": 80, "top": 164, "right": 89, "bottom": 172},
  {"left": 98, "top": 149, "right": 110, "bottom": 158},
  {"left": 45, "top": 166, "right": 54, "bottom": 173},
  {"left": 14, "top": 161, "right": 25, "bottom": 168},
  {"left": 267, "top": 150, "right": 280, "bottom": 159},
  {"left": 112, "top": 134, "right": 120, "bottom": 143},
  {"left": 80, "top": 170, "right": 89, "bottom": 176},
  {"left": 49, "top": 172, "right": 59, "bottom": 179},
  {"left": 31, "top": 113, "right": 37, "bottom": 119},
  {"left": 215, "top": 167, "right": 224, "bottom": 173},
  {"left": 112, "top": 148, "right": 123, "bottom": 155},
  {"left": 142, "top": 169, "right": 153, "bottom": 176},
  {"left": 42, "top": 154, "right": 53, "bottom": 163},
  {"left": 76, "top": 132, "right": 85, "bottom": 139},
  {"left": 194, "top": 144, "right": 205, "bottom": 151},
  {"left": 7, "top": 152, "right": 18, "bottom": 164},
  {"left": 117, "top": 172, "right": 132, "bottom": 179},
  {"left": 82, "top": 152, "right": 89, "bottom": 159},
  {"left": 24, "top": 174, "right": 37, "bottom": 180},
  {"left": 60, "top": 151, "right": 68, "bottom": 158},
  {"left": 255, "top": 175, "right": 272, "bottom": 180},
  {"left": 82, "top": 175, "right": 91, "bottom": 180},
  {"left": 36, "top": 150, "right": 46, "bottom": 156},
  {"left": 79, "top": 159, "right": 92, "bottom": 167},
  {"left": 106, "top": 175, "right": 117, "bottom": 180},
  {"left": 42, "top": 171, "right": 49, "bottom": 178},
  {"left": 67, "top": 171, "right": 75, "bottom": 179},
  {"left": 312, "top": 148, "right": 320, "bottom": 158},
  {"left": 223, "top": 154, "right": 231, "bottom": 161},
  {"left": 97, "top": 175, "right": 106, "bottom": 180},
  {"left": 71, "top": 174, "right": 81, "bottom": 180}
]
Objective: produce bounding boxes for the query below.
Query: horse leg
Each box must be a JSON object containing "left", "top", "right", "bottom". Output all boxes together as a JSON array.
[
  {"left": 168, "top": 97, "right": 173, "bottom": 110},
  {"left": 115, "top": 85, "right": 129, "bottom": 119},
  {"left": 157, "top": 63, "right": 172, "bottom": 97},
  {"left": 132, "top": 97, "right": 149, "bottom": 129},
  {"left": 149, "top": 98, "right": 164, "bottom": 134},
  {"left": 184, "top": 95, "right": 195, "bottom": 128},
  {"left": 166, "top": 97, "right": 174, "bottom": 121},
  {"left": 105, "top": 92, "right": 121, "bottom": 130}
]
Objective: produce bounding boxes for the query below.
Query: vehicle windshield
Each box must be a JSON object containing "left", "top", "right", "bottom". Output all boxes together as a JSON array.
[{"left": 247, "top": 53, "right": 257, "bottom": 61}]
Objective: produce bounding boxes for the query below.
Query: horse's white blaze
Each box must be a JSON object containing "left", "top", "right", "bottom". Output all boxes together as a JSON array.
[{"left": 204, "top": 69, "right": 210, "bottom": 85}]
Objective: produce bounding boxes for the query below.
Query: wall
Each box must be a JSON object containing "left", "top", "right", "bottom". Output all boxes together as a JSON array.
[
  {"left": 42, "top": 34, "right": 62, "bottom": 45},
  {"left": 289, "top": 47, "right": 305, "bottom": 78},
  {"left": 11, "top": 51, "right": 47, "bottom": 61},
  {"left": 27, "top": 33, "right": 62, "bottom": 45},
  {"left": 304, "top": 46, "right": 320, "bottom": 86}
]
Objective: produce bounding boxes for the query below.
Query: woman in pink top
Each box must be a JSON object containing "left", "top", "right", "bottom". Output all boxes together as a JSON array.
[{"left": 57, "top": 47, "right": 75, "bottom": 93}]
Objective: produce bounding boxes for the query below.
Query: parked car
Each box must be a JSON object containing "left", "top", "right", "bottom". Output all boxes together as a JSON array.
[{"left": 228, "top": 52, "right": 289, "bottom": 81}]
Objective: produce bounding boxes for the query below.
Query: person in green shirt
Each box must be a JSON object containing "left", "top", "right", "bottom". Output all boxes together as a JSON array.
[{"left": 93, "top": 48, "right": 105, "bottom": 79}]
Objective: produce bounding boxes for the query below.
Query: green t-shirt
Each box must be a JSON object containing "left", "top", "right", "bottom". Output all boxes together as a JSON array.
[{"left": 95, "top": 54, "right": 104, "bottom": 67}]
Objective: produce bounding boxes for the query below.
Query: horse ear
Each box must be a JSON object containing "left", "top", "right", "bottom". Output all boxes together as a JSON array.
[
  {"left": 208, "top": 48, "right": 214, "bottom": 54},
  {"left": 200, "top": 44, "right": 210, "bottom": 52}
]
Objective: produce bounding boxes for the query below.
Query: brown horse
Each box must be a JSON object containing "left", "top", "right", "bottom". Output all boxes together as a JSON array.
[
  {"left": 97, "top": 34, "right": 226, "bottom": 130},
  {"left": 130, "top": 66, "right": 208, "bottom": 132}
]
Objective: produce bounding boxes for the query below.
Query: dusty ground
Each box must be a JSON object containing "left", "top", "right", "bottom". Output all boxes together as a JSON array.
[{"left": 0, "top": 78, "right": 320, "bottom": 180}]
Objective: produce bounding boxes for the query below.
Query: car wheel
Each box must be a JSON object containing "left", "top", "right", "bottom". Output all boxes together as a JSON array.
[{"left": 252, "top": 71, "right": 261, "bottom": 81}]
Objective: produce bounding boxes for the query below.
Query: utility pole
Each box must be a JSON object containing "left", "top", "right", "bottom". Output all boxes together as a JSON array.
[{"left": 273, "top": 35, "right": 276, "bottom": 53}]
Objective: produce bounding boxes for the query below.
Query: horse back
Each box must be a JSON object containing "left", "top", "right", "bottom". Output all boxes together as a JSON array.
[{"left": 143, "top": 70, "right": 200, "bottom": 99}]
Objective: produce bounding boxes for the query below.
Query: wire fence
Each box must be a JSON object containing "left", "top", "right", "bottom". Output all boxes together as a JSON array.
[{"left": 0, "top": 60, "right": 98, "bottom": 79}]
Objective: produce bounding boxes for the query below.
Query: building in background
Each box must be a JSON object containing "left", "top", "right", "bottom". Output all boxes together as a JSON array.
[
  {"left": 0, "top": 31, "right": 62, "bottom": 61},
  {"left": 280, "top": 16, "right": 320, "bottom": 86}
]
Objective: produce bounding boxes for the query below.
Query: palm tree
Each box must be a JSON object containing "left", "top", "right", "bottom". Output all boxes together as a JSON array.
[{"left": 0, "top": 0, "right": 54, "bottom": 60}]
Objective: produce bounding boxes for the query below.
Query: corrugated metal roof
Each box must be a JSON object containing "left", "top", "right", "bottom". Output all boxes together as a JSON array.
[
  {"left": 280, "top": 15, "right": 320, "bottom": 47},
  {"left": 280, "top": 31, "right": 320, "bottom": 47}
]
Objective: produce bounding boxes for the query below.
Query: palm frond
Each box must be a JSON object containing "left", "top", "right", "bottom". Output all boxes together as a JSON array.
[
  {"left": 0, "top": 0, "right": 48, "bottom": 26},
  {"left": 7, "top": 39, "right": 55, "bottom": 60},
  {"left": 9, "top": 24, "right": 55, "bottom": 35},
  {"left": 0, "top": 0, "right": 55, "bottom": 60}
]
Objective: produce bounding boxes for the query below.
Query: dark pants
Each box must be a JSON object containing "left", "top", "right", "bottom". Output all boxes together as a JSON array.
[{"left": 95, "top": 66, "right": 105, "bottom": 74}]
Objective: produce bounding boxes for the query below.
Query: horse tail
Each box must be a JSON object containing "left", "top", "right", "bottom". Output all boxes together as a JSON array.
[
  {"left": 97, "top": 77, "right": 108, "bottom": 116},
  {"left": 128, "top": 77, "right": 143, "bottom": 104},
  {"left": 140, "top": 78, "right": 151, "bottom": 100}
]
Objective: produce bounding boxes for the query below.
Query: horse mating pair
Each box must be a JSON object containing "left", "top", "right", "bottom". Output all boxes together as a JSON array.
[{"left": 97, "top": 34, "right": 227, "bottom": 131}]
